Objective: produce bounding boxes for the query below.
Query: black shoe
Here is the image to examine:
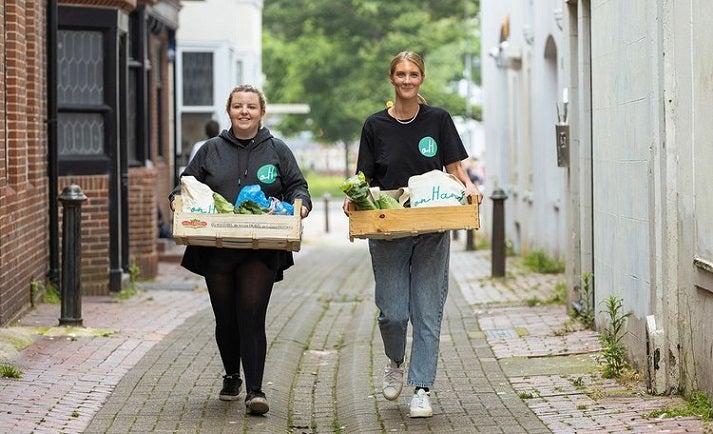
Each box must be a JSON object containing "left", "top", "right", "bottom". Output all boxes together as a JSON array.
[
  {"left": 219, "top": 374, "right": 242, "bottom": 401},
  {"left": 245, "top": 390, "right": 269, "bottom": 415}
]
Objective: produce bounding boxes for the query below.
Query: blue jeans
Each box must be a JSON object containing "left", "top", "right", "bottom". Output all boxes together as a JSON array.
[{"left": 368, "top": 232, "right": 450, "bottom": 388}]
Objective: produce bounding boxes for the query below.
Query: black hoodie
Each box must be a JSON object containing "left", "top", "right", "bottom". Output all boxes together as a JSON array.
[
  {"left": 174, "top": 126, "right": 312, "bottom": 280},
  {"left": 180, "top": 126, "right": 311, "bottom": 208}
]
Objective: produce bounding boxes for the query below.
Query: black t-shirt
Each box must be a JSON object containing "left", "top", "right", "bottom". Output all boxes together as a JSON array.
[{"left": 356, "top": 104, "right": 469, "bottom": 190}]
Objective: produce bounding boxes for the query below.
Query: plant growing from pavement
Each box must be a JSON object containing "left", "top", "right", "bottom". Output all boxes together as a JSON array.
[{"left": 598, "top": 295, "right": 632, "bottom": 379}]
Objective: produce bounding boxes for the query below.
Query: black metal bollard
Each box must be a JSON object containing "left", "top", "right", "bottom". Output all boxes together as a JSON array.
[
  {"left": 465, "top": 228, "right": 475, "bottom": 251},
  {"left": 490, "top": 188, "right": 508, "bottom": 277},
  {"left": 323, "top": 194, "right": 330, "bottom": 233},
  {"left": 58, "top": 184, "right": 87, "bottom": 326},
  {"left": 466, "top": 193, "right": 477, "bottom": 251}
]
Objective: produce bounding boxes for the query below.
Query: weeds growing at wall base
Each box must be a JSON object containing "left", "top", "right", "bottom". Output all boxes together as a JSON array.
[
  {"left": 649, "top": 390, "right": 713, "bottom": 421},
  {"left": 598, "top": 295, "right": 632, "bottom": 379},
  {"left": 523, "top": 249, "right": 565, "bottom": 274},
  {"left": 0, "top": 364, "right": 23, "bottom": 378}
]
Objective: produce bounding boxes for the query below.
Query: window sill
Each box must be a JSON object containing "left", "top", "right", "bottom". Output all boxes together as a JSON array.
[{"left": 694, "top": 256, "right": 713, "bottom": 294}]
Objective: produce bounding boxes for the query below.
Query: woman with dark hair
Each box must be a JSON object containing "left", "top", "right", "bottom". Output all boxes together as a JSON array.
[{"left": 171, "top": 84, "right": 311, "bottom": 415}]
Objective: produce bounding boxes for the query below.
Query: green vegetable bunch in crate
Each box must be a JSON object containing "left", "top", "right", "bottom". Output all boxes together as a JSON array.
[
  {"left": 213, "top": 192, "right": 268, "bottom": 214},
  {"left": 340, "top": 172, "right": 402, "bottom": 210}
]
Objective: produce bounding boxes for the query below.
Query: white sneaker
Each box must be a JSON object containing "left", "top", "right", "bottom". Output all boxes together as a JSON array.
[
  {"left": 409, "top": 389, "right": 433, "bottom": 418},
  {"left": 382, "top": 360, "right": 404, "bottom": 400}
]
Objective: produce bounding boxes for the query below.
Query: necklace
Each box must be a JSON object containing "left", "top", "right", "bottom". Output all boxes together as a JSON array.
[{"left": 392, "top": 105, "right": 420, "bottom": 125}]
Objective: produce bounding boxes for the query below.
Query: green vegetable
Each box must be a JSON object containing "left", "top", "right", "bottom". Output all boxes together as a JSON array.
[
  {"left": 236, "top": 200, "right": 267, "bottom": 214},
  {"left": 377, "top": 194, "right": 401, "bottom": 209},
  {"left": 213, "top": 192, "right": 235, "bottom": 213},
  {"left": 340, "top": 172, "right": 378, "bottom": 210}
]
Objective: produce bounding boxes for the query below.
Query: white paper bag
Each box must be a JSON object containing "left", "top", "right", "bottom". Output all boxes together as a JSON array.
[
  {"left": 408, "top": 170, "right": 465, "bottom": 208},
  {"left": 180, "top": 176, "right": 216, "bottom": 213}
]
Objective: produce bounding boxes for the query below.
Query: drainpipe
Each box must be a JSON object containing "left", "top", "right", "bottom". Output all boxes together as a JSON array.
[
  {"left": 169, "top": 31, "right": 179, "bottom": 188},
  {"left": 119, "top": 21, "right": 130, "bottom": 282},
  {"left": 47, "top": 0, "right": 60, "bottom": 287},
  {"left": 108, "top": 17, "right": 124, "bottom": 291}
]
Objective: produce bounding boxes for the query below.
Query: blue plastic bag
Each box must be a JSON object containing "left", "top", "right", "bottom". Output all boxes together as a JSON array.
[
  {"left": 270, "top": 198, "right": 294, "bottom": 215},
  {"left": 236, "top": 185, "right": 271, "bottom": 209},
  {"left": 235, "top": 185, "right": 294, "bottom": 215}
]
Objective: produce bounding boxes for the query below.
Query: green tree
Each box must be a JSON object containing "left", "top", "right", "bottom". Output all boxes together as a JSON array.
[{"left": 263, "top": 0, "right": 480, "bottom": 148}]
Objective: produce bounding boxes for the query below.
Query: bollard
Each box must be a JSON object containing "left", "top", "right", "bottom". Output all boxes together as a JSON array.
[
  {"left": 490, "top": 188, "right": 508, "bottom": 277},
  {"left": 58, "top": 184, "right": 87, "bottom": 326},
  {"left": 466, "top": 192, "right": 476, "bottom": 251},
  {"left": 323, "top": 194, "right": 330, "bottom": 233},
  {"left": 465, "top": 228, "right": 475, "bottom": 251}
]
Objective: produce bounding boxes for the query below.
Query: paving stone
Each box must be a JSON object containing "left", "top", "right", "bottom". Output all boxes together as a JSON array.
[{"left": 0, "top": 204, "right": 707, "bottom": 433}]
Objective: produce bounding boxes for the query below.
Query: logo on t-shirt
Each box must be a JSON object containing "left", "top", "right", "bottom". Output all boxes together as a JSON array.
[
  {"left": 418, "top": 137, "right": 438, "bottom": 157},
  {"left": 257, "top": 164, "right": 278, "bottom": 184}
]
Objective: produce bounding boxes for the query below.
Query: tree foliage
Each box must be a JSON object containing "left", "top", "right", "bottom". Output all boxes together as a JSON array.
[{"left": 263, "top": 0, "right": 480, "bottom": 144}]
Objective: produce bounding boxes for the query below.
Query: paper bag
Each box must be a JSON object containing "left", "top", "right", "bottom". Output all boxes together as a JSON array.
[
  {"left": 180, "top": 176, "right": 216, "bottom": 213},
  {"left": 408, "top": 170, "right": 465, "bottom": 208}
]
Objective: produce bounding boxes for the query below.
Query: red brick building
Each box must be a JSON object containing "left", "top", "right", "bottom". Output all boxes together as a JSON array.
[{"left": 0, "top": 0, "right": 180, "bottom": 325}]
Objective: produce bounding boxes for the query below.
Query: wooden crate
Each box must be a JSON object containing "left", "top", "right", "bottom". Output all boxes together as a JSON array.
[
  {"left": 172, "top": 196, "right": 302, "bottom": 251},
  {"left": 348, "top": 195, "right": 479, "bottom": 240}
]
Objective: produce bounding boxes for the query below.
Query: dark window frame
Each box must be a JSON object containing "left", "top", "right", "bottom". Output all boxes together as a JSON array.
[
  {"left": 182, "top": 51, "right": 214, "bottom": 107},
  {"left": 127, "top": 7, "right": 149, "bottom": 167},
  {"left": 57, "top": 7, "right": 119, "bottom": 176},
  {"left": 153, "top": 37, "right": 165, "bottom": 159}
]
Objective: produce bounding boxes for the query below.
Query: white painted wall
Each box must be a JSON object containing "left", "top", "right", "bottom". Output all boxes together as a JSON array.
[
  {"left": 660, "top": 0, "right": 713, "bottom": 396},
  {"left": 565, "top": 0, "right": 713, "bottom": 396},
  {"left": 484, "top": 0, "right": 713, "bottom": 397},
  {"left": 481, "top": 0, "right": 567, "bottom": 257},
  {"left": 590, "top": 0, "right": 655, "bottom": 318},
  {"left": 177, "top": 0, "right": 262, "bottom": 91},
  {"left": 175, "top": 0, "right": 263, "bottom": 168}
]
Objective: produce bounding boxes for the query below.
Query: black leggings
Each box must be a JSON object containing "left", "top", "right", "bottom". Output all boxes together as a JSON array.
[{"left": 205, "top": 259, "right": 275, "bottom": 393}]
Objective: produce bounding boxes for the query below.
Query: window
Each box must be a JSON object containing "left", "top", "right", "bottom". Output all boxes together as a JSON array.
[
  {"left": 236, "top": 59, "right": 243, "bottom": 86},
  {"left": 58, "top": 7, "right": 118, "bottom": 175},
  {"left": 126, "top": 10, "right": 142, "bottom": 164},
  {"left": 127, "top": 63, "right": 139, "bottom": 163},
  {"left": 57, "top": 30, "right": 105, "bottom": 157},
  {"left": 182, "top": 52, "right": 213, "bottom": 106},
  {"left": 154, "top": 38, "right": 165, "bottom": 158}
]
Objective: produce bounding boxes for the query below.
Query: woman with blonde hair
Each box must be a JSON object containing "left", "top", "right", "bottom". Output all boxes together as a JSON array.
[{"left": 345, "top": 51, "right": 482, "bottom": 417}]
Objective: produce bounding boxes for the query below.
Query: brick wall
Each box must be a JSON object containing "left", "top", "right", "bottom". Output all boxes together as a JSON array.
[
  {"left": 57, "top": 175, "right": 112, "bottom": 296},
  {"left": 0, "top": 0, "right": 51, "bottom": 325},
  {"left": 150, "top": 30, "right": 176, "bottom": 231},
  {"left": 50, "top": 5, "right": 171, "bottom": 296},
  {"left": 128, "top": 168, "right": 159, "bottom": 279},
  {"left": 1, "top": 0, "right": 175, "bottom": 324},
  {"left": 56, "top": 169, "right": 160, "bottom": 295}
]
